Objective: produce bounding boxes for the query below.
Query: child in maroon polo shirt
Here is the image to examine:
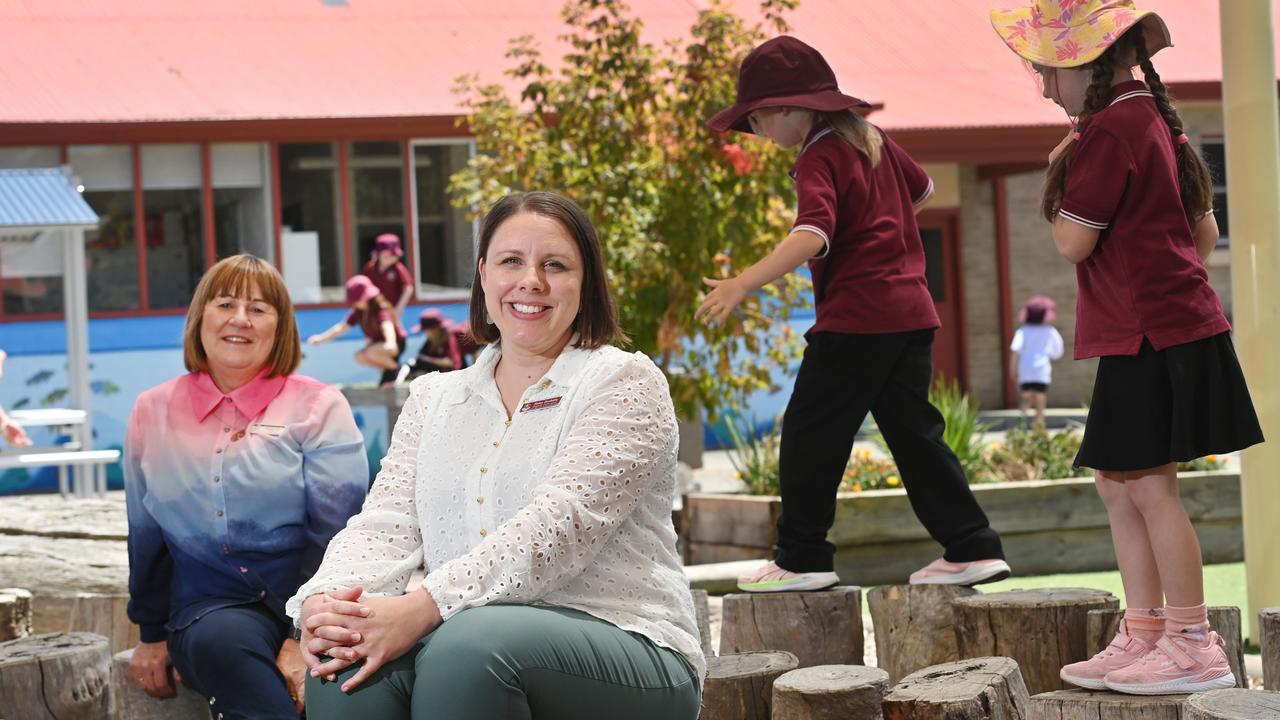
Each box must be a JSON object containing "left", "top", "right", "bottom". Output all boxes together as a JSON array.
[
  {"left": 699, "top": 36, "right": 1009, "bottom": 593},
  {"left": 362, "top": 233, "right": 414, "bottom": 323},
  {"left": 993, "top": 0, "right": 1262, "bottom": 695},
  {"left": 307, "top": 275, "right": 408, "bottom": 386}
]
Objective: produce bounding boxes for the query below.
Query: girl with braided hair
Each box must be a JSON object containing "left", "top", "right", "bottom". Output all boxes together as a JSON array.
[{"left": 992, "top": 0, "right": 1262, "bottom": 695}]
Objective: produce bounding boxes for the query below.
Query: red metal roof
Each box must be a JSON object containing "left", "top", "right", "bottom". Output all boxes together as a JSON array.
[{"left": 0, "top": 0, "right": 1262, "bottom": 131}]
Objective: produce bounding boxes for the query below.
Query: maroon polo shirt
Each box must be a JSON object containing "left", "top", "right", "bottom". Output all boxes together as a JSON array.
[
  {"left": 362, "top": 259, "right": 413, "bottom": 305},
  {"left": 346, "top": 306, "right": 407, "bottom": 343},
  {"left": 791, "top": 124, "right": 940, "bottom": 335},
  {"left": 1059, "top": 80, "right": 1228, "bottom": 359}
]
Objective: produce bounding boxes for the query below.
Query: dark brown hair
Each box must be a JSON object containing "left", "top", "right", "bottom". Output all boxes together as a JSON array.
[
  {"left": 468, "top": 192, "right": 624, "bottom": 349},
  {"left": 184, "top": 254, "right": 301, "bottom": 377},
  {"left": 1041, "top": 30, "right": 1214, "bottom": 225}
]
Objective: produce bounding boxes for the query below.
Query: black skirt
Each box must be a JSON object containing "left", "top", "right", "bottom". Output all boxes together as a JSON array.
[{"left": 1076, "top": 332, "right": 1264, "bottom": 472}]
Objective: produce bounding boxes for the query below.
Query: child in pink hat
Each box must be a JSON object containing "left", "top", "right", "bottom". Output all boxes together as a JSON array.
[
  {"left": 991, "top": 0, "right": 1262, "bottom": 694},
  {"left": 397, "top": 308, "right": 462, "bottom": 382},
  {"left": 362, "top": 233, "right": 414, "bottom": 323},
  {"left": 699, "top": 36, "right": 1009, "bottom": 593},
  {"left": 307, "top": 275, "right": 408, "bottom": 386},
  {"left": 1010, "top": 296, "right": 1063, "bottom": 428}
]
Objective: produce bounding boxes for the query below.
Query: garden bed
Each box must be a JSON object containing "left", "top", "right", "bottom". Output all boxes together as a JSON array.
[{"left": 679, "top": 470, "right": 1242, "bottom": 585}]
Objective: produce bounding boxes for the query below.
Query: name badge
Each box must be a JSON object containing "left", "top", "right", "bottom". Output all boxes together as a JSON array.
[
  {"left": 249, "top": 423, "right": 287, "bottom": 438},
  {"left": 519, "top": 397, "right": 562, "bottom": 413}
]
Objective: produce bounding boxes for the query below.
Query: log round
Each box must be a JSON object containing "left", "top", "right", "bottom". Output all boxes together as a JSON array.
[
  {"left": 112, "top": 648, "right": 212, "bottom": 720},
  {"left": 881, "top": 656, "right": 1030, "bottom": 720},
  {"left": 1261, "top": 607, "right": 1279, "bottom": 691},
  {"left": 0, "top": 587, "right": 32, "bottom": 642},
  {"left": 720, "top": 586, "right": 863, "bottom": 667},
  {"left": 0, "top": 632, "right": 111, "bottom": 720},
  {"left": 867, "top": 584, "right": 978, "bottom": 683},
  {"left": 1184, "top": 688, "right": 1280, "bottom": 720},
  {"left": 699, "top": 650, "right": 798, "bottom": 720},
  {"left": 953, "top": 587, "right": 1118, "bottom": 695},
  {"left": 1030, "top": 689, "right": 1187, "bottom": 719},
  {"left": 1087, "top": 606, "right": 1246, "bottom": 688},
  {"left": 771, "top": 664, "right": 889, "bottom": 720},
  {"left": 691, "top": 588, "right": 714, "bottom": 657}
]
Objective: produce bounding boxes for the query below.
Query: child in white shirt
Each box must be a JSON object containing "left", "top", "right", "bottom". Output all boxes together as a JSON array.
[{"left": 1010, "top": 296, "right": 1064, "bottom": 427}]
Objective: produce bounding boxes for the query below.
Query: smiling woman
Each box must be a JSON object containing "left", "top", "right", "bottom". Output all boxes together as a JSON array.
[{"left": 125, "top": 254, "right": 368, "bottom": 719}]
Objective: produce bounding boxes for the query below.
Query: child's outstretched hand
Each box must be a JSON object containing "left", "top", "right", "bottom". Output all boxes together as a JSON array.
[{"left": 696, "top": 277, "right": 747, "bottom": 327}]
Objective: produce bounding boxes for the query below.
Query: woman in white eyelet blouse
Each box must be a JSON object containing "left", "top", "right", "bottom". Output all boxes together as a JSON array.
[{"left": 289, "top": 192, "right": 703, "bottom": 720}]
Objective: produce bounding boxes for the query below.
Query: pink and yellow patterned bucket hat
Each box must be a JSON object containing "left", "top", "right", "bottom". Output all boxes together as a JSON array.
[{"left": 990, "top": 0, "right": 1171, "bottom": 69}]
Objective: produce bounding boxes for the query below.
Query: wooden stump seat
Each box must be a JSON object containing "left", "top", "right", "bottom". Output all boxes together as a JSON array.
[
  {"left": 867, "top": 583, "right": 978, "bottom": 683},
  {"left": 770, "top": 664, "right": 889, "bottom": 720},
  {"left": 880, "top": 656, "right": 1030, "bottom": 720},
  {"left": 1261, "top": 607, "right": 1279, "bottom": 691},
  {"left": 1185, "top": 688, "right": 1280, "bottom": 720},
  {"left": 0, "top": 632, "right": 111, "bottom": 719},
  {"left": 1030, "top": 689, "right": 1187, "bottom": 719},
  {"left": 0, "top": 587, "right": 32, "bottom": 642},
  {"left": 720, "top": 586, "right": 863, "bottom": 667},
  {"left": 111, "top": 647, "right": 211, "bottom": 720},
  {"left": 953, "top": 587, "right": 1119, "bottom": 695},
  {"left": 699, "top": 650, "right": 798, "bottom": 720}
]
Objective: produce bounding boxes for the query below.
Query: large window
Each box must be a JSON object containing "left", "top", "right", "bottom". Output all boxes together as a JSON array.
[
  {"left": 70, "top": 145, "right": 139, "bottom": 312},
  {"left": 0, "top": 146, "right": 66, "bottom": 314},
  {"left": 279, "top": 143, "right": 342, "bottom": 303},
  {"left": 411, "top": 141, "right": 475, "bottom": 294},
  {"left": 212, "top": 143, "right": 273, "bottom": 263},
  {"left": 142, "top": 144, "right": 206, "bottom": 309},
  {"left": 350, "top": 141, "right": 408, "bottom": 275},
  {"left": 1201, "top": 139, "right": 1229, "bottom": 244}
]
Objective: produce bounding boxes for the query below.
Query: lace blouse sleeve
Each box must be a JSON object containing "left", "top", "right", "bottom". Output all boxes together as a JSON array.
[
  {"left": 286, "top": 377, "right": 432, "bottom": 620},
  {"left": 422, "top": 354, "right": 676, "bottom": 619}
]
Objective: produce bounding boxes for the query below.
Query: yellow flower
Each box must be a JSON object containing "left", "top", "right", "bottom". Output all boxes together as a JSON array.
[
  {"left": 886, "top": 475, "right": 900, "bottom": 487},
  {"left": 851, "top": 483, "right": 862, "bottom": 493}
]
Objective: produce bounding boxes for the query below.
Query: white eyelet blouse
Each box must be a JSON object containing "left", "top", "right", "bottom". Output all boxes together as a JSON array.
[{"left": 287, "top": 343, "right": 705, "bottom": 681}]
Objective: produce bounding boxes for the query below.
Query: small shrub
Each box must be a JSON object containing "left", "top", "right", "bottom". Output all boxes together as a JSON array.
[
  {"left": 841, "top": 449, "right": 900, "bottom": 492},
  {"left": 722, "top": 410, "right": 781, "bottom": 496}
]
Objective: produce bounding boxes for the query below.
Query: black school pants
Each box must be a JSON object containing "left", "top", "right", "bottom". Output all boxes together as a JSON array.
[{"left": 774, "top": 329, "right": 1005, "bottom": 573}]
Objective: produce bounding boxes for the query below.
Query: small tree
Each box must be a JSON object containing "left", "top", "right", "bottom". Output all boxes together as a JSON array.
[{"left": 451, "top": 0, "right": 808, "bottom": 421}]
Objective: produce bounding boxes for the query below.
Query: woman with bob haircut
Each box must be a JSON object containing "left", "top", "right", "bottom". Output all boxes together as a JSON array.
[
  {"left": 125, "top": 254, "right": 369, "bottom": 719},
  {"left": 289, "top": 192, "right": 703, "bottom": 719}
]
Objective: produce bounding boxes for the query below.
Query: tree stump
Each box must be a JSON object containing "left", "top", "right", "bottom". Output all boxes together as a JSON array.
[
  {"left": 0, "top": 587, "right": 32, "bottom": 642},
  {"left": 112, "top": 648, "right": 211, "bottom": 720},
  {"left": 1030, "top": 689, "right": 1187, "bottom": 719},
  {"left": 699, "top": 650, "right": 798, "bottom": 720},
  {"left": 953, "top": 587, "right": 1118, "bottom": 695},
  {"left": 1087, "top": 606, "right": 1246, "bottom": 688},
  {"left": 1261, "top": 607, "right": 1279, "bottom": 691},
  {"left": 771, "top": 664, "right": 889, "bottom": 720},
  {"left": 720, "top": 586, "right": 863, "bottom": 667},
  {"left": 691, "top": 588, "right": 714, "bottom": 657},
  {"left": 867, "top": 584, "right": 979, "bottom": 683},
  {"left": 0, "top": 632, "right": 112, "bottom": 719},
  {"left": 1185, "top": 688, "right": 1280, "bottom": 719},
  {"left": 881, "top": 656, "right": 1030, "bottom": 720},
  {"left": 66, "top": 592, "right": 138, "bottom": 654}
]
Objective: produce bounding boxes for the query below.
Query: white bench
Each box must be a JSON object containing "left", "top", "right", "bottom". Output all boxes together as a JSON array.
[{"left": 3, "top": 408, "right": 117, "bottom": 498}]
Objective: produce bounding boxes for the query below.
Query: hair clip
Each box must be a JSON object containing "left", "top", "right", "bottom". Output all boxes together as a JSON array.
[{"left": 1176, "top": 133, "right": 1190, "bottom": 144}]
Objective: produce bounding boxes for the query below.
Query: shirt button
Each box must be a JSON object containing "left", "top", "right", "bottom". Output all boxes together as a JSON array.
[
  {"left": 476, "top": 496, "right": 484, "bottom": 504},
  {"left": 216, "top": 510, "right": 224, "bottom": 517},
  {"left": 213, "top": 476, "right": 220, "bottom": 483},
  {"left": 239, "top": 566, "right": 248, "bottom": 573},
  {"left": 479, "top": 529, "right": 487, "bottom": 537},
  {"left": 492, "top": 441, "right": 500, "bottom": 448},
  {"left": 216, "top": 448, "right": 223, "bottom": 454},
  {"left": 479, "top": 467, "right": 488, "bottom": 474},
  {"left": 259, "top": 591, "right": 266, "bottom": 598},
  {"left": 504, "top": 420, "right": 512, "bottom": 427},
  {"left": 222, "top": 544, "right": 229, "bottom": 554},
  {"left": 539, "top": 380, "right": 551, "bottom": 389},
  {"left": 223, "top": 427, "right": 231, "bottom": 433}
]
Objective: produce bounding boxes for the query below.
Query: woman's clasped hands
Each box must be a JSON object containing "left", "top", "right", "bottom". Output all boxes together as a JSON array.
[{"left": 299, "top": 585, "right": 443, "bottom": 694}]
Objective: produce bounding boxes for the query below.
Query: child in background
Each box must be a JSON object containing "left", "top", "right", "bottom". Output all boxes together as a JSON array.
[
  {"left": 0, "top": 349, "right": 31, "bottom": 447},
  {"left": 1010, "top": 296, "right": 1064, "bottom": 427},
  {"left": 307, "top": 276, "right": 407, "bottom": 386},
  {"left": 992, "top": 0, "right": 1262, "bottom": 694},
  {"left": 397, "top": 308, "right": 461, "bottom": 383},
  {"left": 362, "top": 233, "right": 414, "bottom": 323},
  {"left": 698, "top": 36, "right": 1009, "bottom": 593}
]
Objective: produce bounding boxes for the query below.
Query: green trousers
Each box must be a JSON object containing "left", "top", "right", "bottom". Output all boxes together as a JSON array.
[{"left": 305, "top": 605, "right": 701, "bottom": 720}]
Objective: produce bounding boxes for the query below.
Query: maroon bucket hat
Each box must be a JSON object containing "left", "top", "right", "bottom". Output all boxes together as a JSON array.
[{"left": 707, "top": 35, "right": 871, "bottom": 134}]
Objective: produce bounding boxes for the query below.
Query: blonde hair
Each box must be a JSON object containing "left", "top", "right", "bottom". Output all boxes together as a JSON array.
[
  {"left": 823, "top": 109, "right": 883, "bottom": 167},
  {"left": 183, "top": 254, "right": 301, "bottom": 377}
]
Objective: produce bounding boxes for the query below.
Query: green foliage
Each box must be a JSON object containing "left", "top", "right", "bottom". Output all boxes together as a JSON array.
[
  {"left": 722, "top": 410, "right": 781, "bottom": 496},
  {"left": 1177, "top": 455, "right": 1227, "bottom": 473},
  {"left": 986, "top": 426, "right": 1088, "bottom": 481},
  {"left": 930, "top": 377, "right": 991, "bottom": 482},
  {"left": 450, "top": 0, "right": 807, "bottom": 420},
  {"left": 841, "top": 449, "right": 900, "bottom": 492}
]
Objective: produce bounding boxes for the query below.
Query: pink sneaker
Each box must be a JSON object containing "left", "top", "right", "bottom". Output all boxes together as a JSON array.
[
  {"left": 1103, "top": 632, "right": 1236, "bottom": 695},
  {"left": 1060, "top": 621, "right": 1153, "bottom": 690},
  {"left": 908, "top": 558, "right": 1010, "bottom": 586},
  {"left": 737, "top": 561, "right": 839, "bottom": 593}
]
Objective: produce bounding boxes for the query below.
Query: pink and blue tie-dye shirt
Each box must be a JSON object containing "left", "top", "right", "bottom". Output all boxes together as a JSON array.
[{"left": 124, "top": 370, "right": 367, "bottom": 642}]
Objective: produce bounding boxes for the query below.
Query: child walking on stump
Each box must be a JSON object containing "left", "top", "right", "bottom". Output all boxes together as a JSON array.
[
  {"left": 698, "top": 36, "right": 1010, "bottom": 593},
  {"left": 991, "top": 0, "right": 1263, "bottom": 694}
]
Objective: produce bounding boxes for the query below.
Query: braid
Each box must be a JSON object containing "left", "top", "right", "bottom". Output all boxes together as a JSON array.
[
  {"left": 1041, "top": 44, "right": 1120, "bottom": 222},
  {"left": 1135, "top": 35, "right": 1215, "bottom": 223}
]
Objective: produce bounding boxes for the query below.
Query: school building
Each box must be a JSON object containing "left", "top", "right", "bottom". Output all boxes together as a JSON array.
[{"left": 0, "top": 0, "right": 1266, "bottom": 484}]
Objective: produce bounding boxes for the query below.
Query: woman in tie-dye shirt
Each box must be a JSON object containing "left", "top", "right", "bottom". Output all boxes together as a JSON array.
[{"left": 125, "top": 255, "right": 368, "bottom": 719}]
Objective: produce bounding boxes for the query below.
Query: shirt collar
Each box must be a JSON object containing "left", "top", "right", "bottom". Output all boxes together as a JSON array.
[
  {"left": 187, "top": 369, "right": 288, "bottom": 421},
  {"left": 449, "top": 338, "right": 594, "bottom": 405},
  {"left": 1107, "top": 80, "right": 1152, "bottom": 105},
  {"left": 790, "top": 121, "right": 835, "bottom": 178}
]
